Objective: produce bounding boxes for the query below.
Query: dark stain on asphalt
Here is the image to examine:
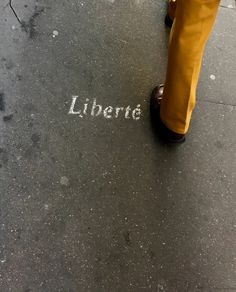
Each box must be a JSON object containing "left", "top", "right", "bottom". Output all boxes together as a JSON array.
[
  {"left": 3, "top": 114, "right": 13, "bottom": 122},
  {"left": 16, "top": 74, "right": 23, "bottom": 81},
  {"left": 31, "top": 133, "right": 40, "bottom": 146},
  {"left": 215, "top": 140, "right": 223, "bottom": 149},
  {"left": 21, "top": 7, "right": 45, "bottom": 39},
  {"left": 28, "top": 121, "right": 33, "bottom": 128},
  {"left": 148, "top": 249, "right": 156, "bottom": 260},
  {"left": 5, "top": 59, "right": 14, "bottom": 70},
  {"left": 123, "top": 230, "right": 132, "bottom": 246},
  {"left": 0, "top": 92, "right": 5, "bottom": 111}
]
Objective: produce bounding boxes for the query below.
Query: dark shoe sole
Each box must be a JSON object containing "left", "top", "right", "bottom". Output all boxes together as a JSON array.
[{"left": 165, "top": 14, "right": 173, "bottom": 28}]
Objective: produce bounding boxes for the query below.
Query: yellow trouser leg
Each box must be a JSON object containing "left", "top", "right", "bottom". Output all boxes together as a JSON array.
[{"left": 160, "top": 0, "right": 220, "bottom": 134}]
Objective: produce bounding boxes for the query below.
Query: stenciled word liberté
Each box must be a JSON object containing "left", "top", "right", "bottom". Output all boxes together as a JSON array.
[{"left": 68, "top": 96, "right": 142, "bottom": 120}]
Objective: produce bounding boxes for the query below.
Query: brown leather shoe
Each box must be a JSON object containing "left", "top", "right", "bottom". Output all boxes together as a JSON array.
[
  {"left": 165, "top": 0, "right": 176, "bottom": 28},
  {"left": 150, "top": 85, "right": 186, "bottom": 144}
]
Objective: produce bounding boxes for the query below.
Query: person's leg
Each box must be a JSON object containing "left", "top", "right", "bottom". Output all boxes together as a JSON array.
[{"left": 160, "top": 0, "right": 220, "bottom": 134}]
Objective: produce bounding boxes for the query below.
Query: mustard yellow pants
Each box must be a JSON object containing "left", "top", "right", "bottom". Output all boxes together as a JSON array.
[{"left": 160, "top": 0, "right": 220, "bottom": 134}]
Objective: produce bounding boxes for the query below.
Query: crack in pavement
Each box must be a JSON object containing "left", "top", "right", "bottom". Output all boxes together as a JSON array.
[
  {"left": 9, "top": 0, "right": 44, "bottom": 39},
  {"left": 9, "top": 0, "right": 22, "bottom": 25}
]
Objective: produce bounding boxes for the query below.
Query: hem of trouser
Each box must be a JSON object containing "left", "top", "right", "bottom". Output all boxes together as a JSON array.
[{"left": 160, "top": 113, "right": 188, "bottom": 135}]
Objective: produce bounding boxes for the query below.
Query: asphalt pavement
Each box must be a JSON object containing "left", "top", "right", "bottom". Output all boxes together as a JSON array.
[{"left": 0, "top": 0, "right": 236, "bottom": 291}]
